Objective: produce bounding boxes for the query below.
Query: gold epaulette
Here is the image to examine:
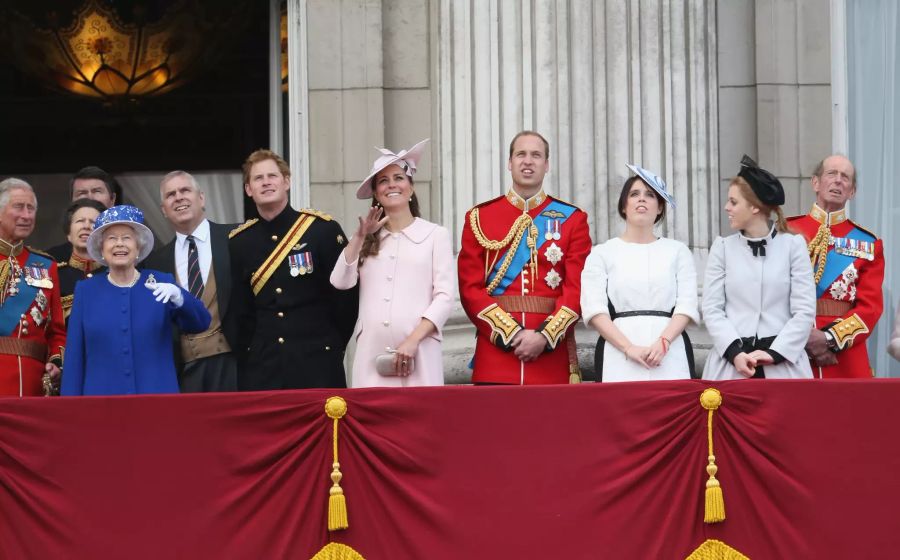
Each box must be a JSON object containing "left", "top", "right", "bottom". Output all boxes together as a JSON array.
[
  {"left": 27, "top": 246, "right": 53, "bottom": 259},
  {"left": 57, "top": 261, "right": 69, "bottom": 268},
  {"left": 228, "top": 218, "right": 259, "bottom": 239},
  {"left": 301, "top": 208, "right": 333, "bottom": 221},
  {"left": 828, "top": 313, "right": 870, "bottom": 350},
  {"left": 538, "top": 306, "right": 579, "bottom": 349}
]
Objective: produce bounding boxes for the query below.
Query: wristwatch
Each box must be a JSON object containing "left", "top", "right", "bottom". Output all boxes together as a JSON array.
[{"left": 823, "top": 330, "right": 838, "bottom": 352}]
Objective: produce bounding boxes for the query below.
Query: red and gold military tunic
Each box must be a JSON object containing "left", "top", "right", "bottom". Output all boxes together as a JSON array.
[
  {"left": 789, "top": 204, "right": 884, "bottom": 378},
  {"left": 458, "top": 188, "right": 592, "bottom": 384},
  {"left": 0, "top": 243, "right": 65, "bottom": 395}
]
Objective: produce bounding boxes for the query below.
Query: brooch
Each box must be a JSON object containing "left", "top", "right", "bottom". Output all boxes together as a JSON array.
[
  {"left": 544, "top": 242, "right": 563, "bottom": 266},
  {"left": 545, "top": 269, "right": 562, "bottom": 289}
]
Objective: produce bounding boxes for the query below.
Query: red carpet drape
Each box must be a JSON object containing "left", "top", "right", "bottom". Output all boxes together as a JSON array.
[{"left": 0, "top": 380, "right": 898, "bottom": 559}]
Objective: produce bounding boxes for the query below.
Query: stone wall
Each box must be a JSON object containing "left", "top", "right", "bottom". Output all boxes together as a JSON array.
[{"left": 293, "top": 0, "right": 834, "bottom": 383}]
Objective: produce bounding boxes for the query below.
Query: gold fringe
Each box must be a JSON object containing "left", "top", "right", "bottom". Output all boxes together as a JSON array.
[
  {"left": 310, "top": 542, "right": 366, "bottom": 560},
  {"left": 325, "top": 397, "right": 349, "bottom": 531},
  {"left": 685, "top": 539, "right": 749, "bottom": 560},
  {"left": 699, "top": 388, "right": 726, "bottom": 523}
]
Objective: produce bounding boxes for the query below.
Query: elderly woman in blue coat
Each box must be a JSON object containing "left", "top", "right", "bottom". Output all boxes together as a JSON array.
[{"left": 61, "top": 206, "right": 210, "bottom": 395}]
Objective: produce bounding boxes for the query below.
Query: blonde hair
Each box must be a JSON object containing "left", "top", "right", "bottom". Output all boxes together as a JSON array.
[{"left": 730, "top": 176, "right": 791, "bottom": 233}]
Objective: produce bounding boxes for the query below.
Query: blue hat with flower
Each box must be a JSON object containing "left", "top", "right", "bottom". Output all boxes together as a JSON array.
[
  {"left": 626, "top": 163, "right": 676, "bottom": 208},
  {"left": 86, "top": 205, "right": 155, "bottom": 264}
]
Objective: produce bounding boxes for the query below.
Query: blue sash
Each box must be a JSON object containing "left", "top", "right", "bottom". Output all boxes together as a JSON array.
[
  {"left": 0, "top": 252, "right": 51, "bottom": 335},
  {"left": 486, "top": 200, "right": 576, "bottom": 296},
  {"left": 816, "top": 226, "right": 875, "bottom": 298}
]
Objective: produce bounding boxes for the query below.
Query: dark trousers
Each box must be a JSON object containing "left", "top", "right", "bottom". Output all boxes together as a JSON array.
[{"left": 180, "top": 353, "right": 238, "bottom": 393}]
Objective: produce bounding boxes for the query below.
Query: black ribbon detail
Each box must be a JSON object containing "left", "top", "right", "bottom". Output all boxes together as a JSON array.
[{"left": 747, "top": 239, "right": 767, "bottom": 257}]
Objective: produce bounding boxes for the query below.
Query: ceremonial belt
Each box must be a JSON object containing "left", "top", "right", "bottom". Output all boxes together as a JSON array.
[
  {"left": 494, "top": 295, "right": 555, "bottom": 314},
  {"left": 0, "top": 337, "right": 47, "bottom": 361},
  {"left": 817, "top": 300, "right": 852, "bottom": 317},
  {"left": 595, "top": 305, "right": 698, "bottom": 380},
  {"left": 250, "top": 214, "right": 315, "bottom": 296},
  {"left": 493, "top": 295, "right": 579, "bottom": 378}
]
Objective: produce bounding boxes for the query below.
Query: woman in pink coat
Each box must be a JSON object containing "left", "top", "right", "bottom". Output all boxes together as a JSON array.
[{"left": 330, "top": 139, "right": 455, "bottom": 387}]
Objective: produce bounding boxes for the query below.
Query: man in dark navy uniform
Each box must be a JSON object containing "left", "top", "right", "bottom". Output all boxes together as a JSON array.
[{"left": 228, "top": 150, "right": 357, "bottom": 390}]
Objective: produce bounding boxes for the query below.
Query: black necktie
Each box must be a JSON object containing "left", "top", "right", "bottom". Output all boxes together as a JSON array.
[{"left": 187, "top": 235, "right": 204, "bottom": 298}]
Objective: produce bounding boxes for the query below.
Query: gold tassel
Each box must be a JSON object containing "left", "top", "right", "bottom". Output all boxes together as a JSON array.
[
  {"left": 699, "top": 388, "right": 725, "bottom": 523},
  {"left": 325, "top": 396, "right": 349, "bottom": 531},
  {"left": 310, "top": 542, "right": 366, "bottom": 560},
  {"left": 685, "top": 539, "right": 749, "bottom": 560}
]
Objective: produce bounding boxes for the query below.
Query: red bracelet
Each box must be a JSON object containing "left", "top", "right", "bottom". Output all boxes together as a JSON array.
[{"left": 659, "top": 337, "right": 670, "bottom": 353}]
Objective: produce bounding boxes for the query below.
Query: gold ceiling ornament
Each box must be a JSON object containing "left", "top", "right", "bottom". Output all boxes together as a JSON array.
[
  {"left": 700, "top": 388, "right": 726, "bottom": 523},
  {"left": 4, "top": 0, "right": 244, "bottom": 103}
]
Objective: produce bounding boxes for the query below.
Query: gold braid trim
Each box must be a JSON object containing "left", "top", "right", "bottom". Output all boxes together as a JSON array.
[
  {"left": 807, "top": 222, "right": 831, "bottom": 285},
  {"left": 469, "top": 209, "right": 537, "bottom": 294}
]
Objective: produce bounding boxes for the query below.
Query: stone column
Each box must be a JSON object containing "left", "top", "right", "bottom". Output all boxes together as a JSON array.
[{"left": 436, "top": 0, "right": 721, "bottom": 380}]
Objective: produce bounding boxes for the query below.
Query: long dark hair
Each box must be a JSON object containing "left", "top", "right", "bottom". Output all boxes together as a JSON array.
[{"left": 358, "top": 175, "right": 421, "bottom": 266}]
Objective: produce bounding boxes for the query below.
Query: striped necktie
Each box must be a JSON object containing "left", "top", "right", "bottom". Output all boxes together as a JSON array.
[{"left": 187, "top": 235, "right": 204, "bottom": 299}]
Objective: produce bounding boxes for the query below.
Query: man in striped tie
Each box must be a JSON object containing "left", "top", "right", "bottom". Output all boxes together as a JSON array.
[{"left": 145, "top": 171, "right": 238, "bottom": 392}]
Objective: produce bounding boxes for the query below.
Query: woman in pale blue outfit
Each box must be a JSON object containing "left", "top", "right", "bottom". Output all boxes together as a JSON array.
[{"left": 61, "top": 206, "right": 210, "bottom": 396}]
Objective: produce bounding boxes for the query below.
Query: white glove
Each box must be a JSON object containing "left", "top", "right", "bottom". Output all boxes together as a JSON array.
[{"left": 147, "top": 282, "right": 184, "bottom": 308}]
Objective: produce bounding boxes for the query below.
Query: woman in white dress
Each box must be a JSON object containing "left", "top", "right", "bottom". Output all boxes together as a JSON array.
[
  {"left": 582, "top": 165, "right": 699, "bottom": 382},
  {"left": 702, "top": 155, "right": 815, "bottom": 380}
]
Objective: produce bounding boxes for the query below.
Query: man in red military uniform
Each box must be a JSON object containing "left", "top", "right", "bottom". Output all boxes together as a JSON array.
[
  {"left": 788, "top": 155, "right": 884, "bottom": 378},
  {"left": 458, "top": 131, "right": 592, "bottom": 384},
  {"left": 0, "top": 178, "right": 65, "bottom": 395}
]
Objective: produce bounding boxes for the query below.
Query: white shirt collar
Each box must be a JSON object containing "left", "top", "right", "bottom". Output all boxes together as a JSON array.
[{"left": 175, "top": 218, "right": 210, "bottom": 247}]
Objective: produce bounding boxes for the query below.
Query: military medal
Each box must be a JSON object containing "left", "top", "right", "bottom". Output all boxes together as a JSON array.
[
  {"left": 544, "top": 219, "right": 561, "bottom": 241},
  {"left": 289, "top": 254, "right": 302, "bottom": 277},
  {"left": 545, "top": 268, "right": 562, "bottom": 289},
  {"left": 833, "top": 237, "right": 875, "bottom": 261},
  {"left": 544, "top": 242, "right": 563, "bottom": 265},
  {"left": 24, "top": 264, "right": 54, "bottom": 289},
  {"left": 35, "top": 289, "right": 47, "bottom": 311},
  {"left": 30, "top": 306, "right": 44, "bottom": 326}
]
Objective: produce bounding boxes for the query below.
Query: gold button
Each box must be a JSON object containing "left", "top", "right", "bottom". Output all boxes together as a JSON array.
[
  {"left": 87, "top": 273, "right": 93, "bottom": 278},
  {"left": 271, "top": 235, "right": 278, "bottom": 241},
  {"left": 277, "top": 311, "right": 284, "bottom": 318},
  {"left": 523, "top": 288, "right": 529, "bottom": 294},
  {"left": 278, "top": 337, "right": 285, "bottom": 344},
  {"left": 275, "top": 287, "right": 282, "bottom": 294}
]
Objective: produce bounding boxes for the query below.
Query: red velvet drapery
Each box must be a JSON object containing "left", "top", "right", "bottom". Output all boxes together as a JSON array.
[{"left": 1, "top": 380, "right": 898, "bottom": 559}]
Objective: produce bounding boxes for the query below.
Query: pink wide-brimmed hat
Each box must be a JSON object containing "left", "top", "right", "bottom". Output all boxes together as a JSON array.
[{"left": 355, "top": 138, "right": 429, "bottom": 199}]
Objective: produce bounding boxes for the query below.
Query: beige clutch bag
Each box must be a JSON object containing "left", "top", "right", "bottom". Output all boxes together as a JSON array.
[{"left": 375, "top": 352, "right": 415, "bottom": 376}]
